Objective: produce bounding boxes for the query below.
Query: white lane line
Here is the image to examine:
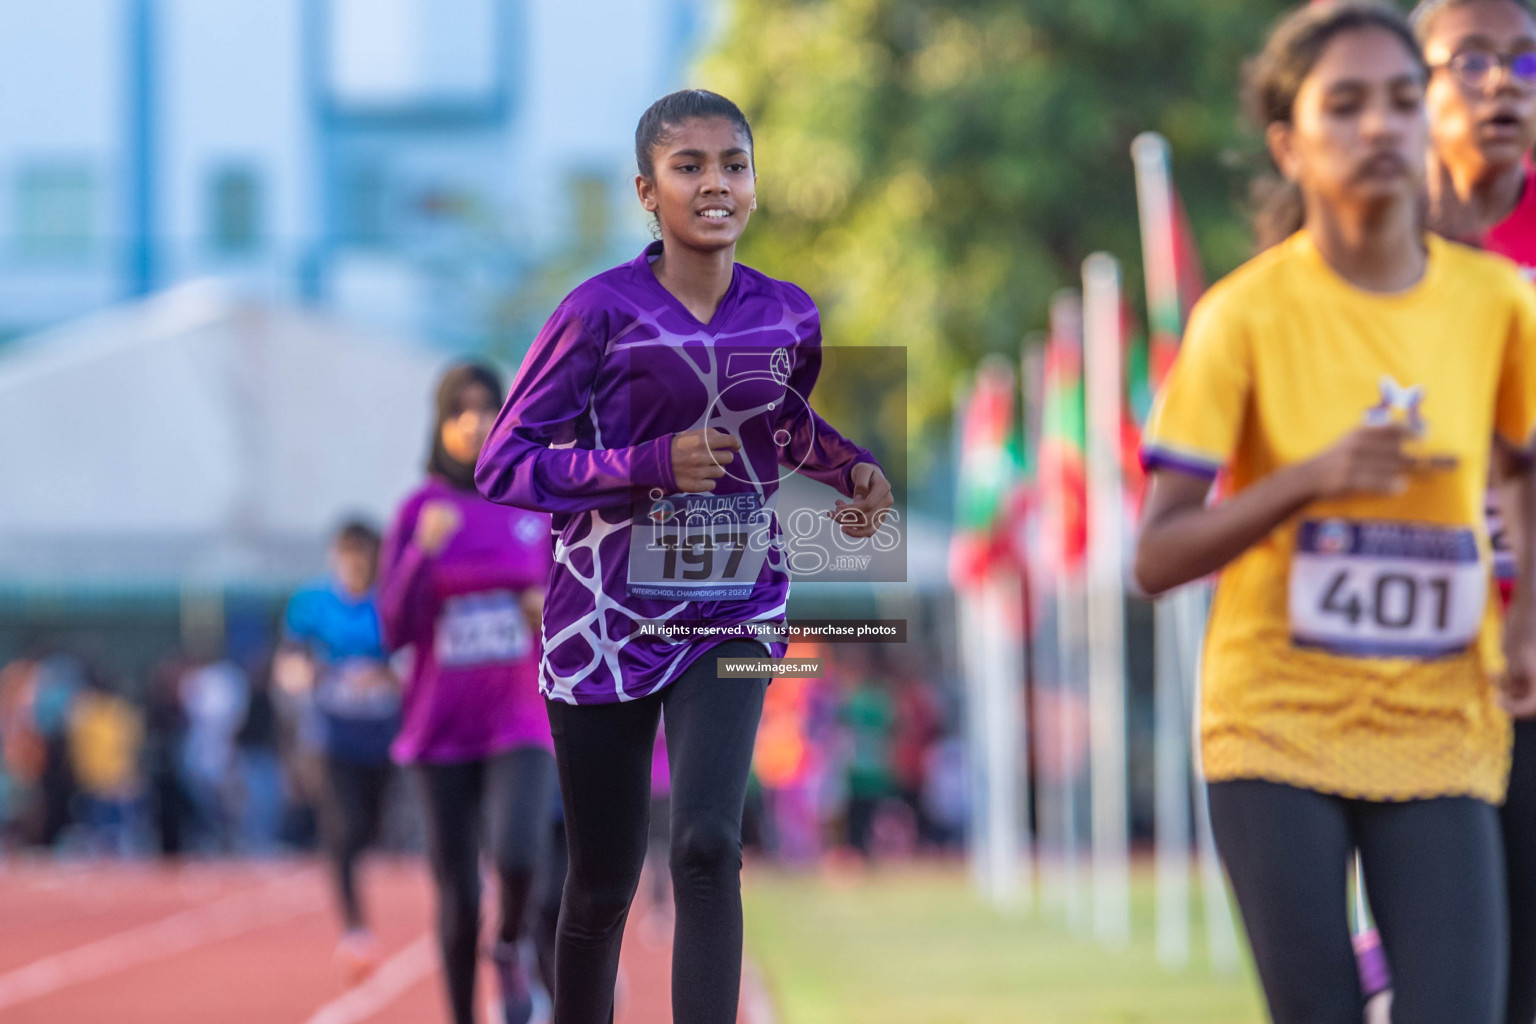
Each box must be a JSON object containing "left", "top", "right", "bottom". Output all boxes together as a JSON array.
[
  {"left": 300, "top": 933, "right": 437, "bottom": 1024},
  {"left": 0, "top": 871, "right": 318, "bottom": 1011}
]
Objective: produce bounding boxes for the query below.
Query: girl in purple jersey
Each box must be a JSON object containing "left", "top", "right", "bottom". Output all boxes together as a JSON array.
[
  {"left": 379, "top": 363, "right": 563, "bottom": 1024},
  {"left": 476, "top": 90, "right": 894, "bottom": 1024}
]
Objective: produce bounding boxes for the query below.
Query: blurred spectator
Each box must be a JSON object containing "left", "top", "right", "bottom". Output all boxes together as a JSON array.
[
  {"left": 66, "top": 673, "right": 145, "bottom": 856},
  {"left": 33, "top": 654, "right": 84, "bottom": 847},
  {"left": 840, "top": 667, "right": 895, "bottom": 858},
  {"left": 179, "top": 654, "right": 250, "bottom": 852},
  {"left": 235, "top": 658, "right": 284, "bottom": 855},
  {"left": 922, "top": 734, "right": 969, "bottom": 851},
  {"left": 0, "top": 658, "right": 44, "bottom": 847},
  {"left": 891, "top": 674, "right": 942, "bottom": 847},
  {"left": 145, "top": 653, "right": 191, "bottom": 858},
  {"left": 754, "top": 665, "right": 823, "bottom": 865}
]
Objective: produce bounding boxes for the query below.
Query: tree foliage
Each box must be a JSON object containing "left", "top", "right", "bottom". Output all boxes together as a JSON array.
[{"left": 698, "top": 0, "right": 1297, "bottom": 450}]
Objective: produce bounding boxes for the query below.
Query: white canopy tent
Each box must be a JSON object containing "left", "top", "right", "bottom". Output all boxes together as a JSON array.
[{"left": 0, "top": 281, "right": 448, "bottom": 591}]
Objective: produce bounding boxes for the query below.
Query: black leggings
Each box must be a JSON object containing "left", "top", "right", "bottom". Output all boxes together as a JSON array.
[
  {"left": 1504, "top": 720, "right": 1536, "bottom": 1024},
  {"left": 415, "top": 746, "right": 560, "bottom": 1024},
  {"left": 322, "top": 757, "right": 393, "bottom": 931},
  {"left": 1209, "top": 779, "right": 1506, "bottom": 1024},
  {"left": 545, "top": 640, "right": 769, "bottom": 1024}
]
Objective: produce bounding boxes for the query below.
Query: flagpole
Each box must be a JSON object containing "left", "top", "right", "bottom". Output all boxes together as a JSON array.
[
  {"left": 1131, "top": 131, "right": 1240, "bottom": 973},
  {"left": 1083, "top": 252, "right": 1130, "bottom": 950},
  {"left": 1045, "top": 291, "right": 1088, "bottom": 933},
  {"left": 1132, "top": 131, "right": 1193, "bottom": 969},
  {"left": 952, "top": 365, "right": 1028, "bottom": 910},
  {"left": 1020, "top": 342, "right": 1048, "bottom": 914},
  {"left": 979, "top": 358, "right": 1025, "bottom": 910},
  {"left": 953, "top": 379, "right": 990, "bottom": 896}
]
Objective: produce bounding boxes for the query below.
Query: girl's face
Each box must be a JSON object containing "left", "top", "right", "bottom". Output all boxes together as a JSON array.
[
  {"left": 1424, "top": 0, "right": 1536, "bottom": 179},
  {"left": 440, "top": 381, "right": 496, "bottom": 464},
  {"left": 636, "top": 116, "right": 756, "bottom": 253},
  {"left": 1269, "top": 27, "right": 1428, "bottom": 220}
]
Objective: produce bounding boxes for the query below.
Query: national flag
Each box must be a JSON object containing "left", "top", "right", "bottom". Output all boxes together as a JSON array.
[
  {"left": 948, "top": 357, "right": 1024, "bottom": 589},
  {"left": 1039, "top": 292, "right": 1088, "bottom": 577}
]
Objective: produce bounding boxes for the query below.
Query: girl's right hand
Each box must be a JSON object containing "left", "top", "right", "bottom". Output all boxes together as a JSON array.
[
  {"left": 670, "top": 429, "right": 742, "bottom": 493},
  {"left": 1307, "top": 423, "right": 1456, "bottom": 500},
  {"left": 272, "top": 646, "right": 316, "bottom": 695},
  {"left": 415, "top": 501, "right": 463, "bottom": 555},
  {"left": 1425, "top": 147, "right": 1485, "bottom": 246}
]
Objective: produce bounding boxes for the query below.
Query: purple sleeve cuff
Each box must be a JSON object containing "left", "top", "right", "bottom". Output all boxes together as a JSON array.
[
  {"left": 649, "top": 433, "right": 678, "bottom": 494},
  {"left": 1140, "top": 445, "right": 1221, "bottom": 480}
]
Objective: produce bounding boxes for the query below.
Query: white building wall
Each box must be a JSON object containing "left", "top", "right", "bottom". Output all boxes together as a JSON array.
[
  {"left": 0, "top": 0, "right": 122, "bottom": 329},
  {"left": 0, "top": 0, "right": 720, "bottom": 341},
  {"left": 160, "top": 0, "right": 312, "bottom": 299}
]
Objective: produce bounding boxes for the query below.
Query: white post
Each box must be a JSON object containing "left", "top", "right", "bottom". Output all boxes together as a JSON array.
[
  {"left": 1020, "top": 344, "right": 1049, "bottom": 915},
  {"left": 1056, "top": 576, "right": 1088, "bottom": 934},
  {"left": 960, "top": 590, "right": 995, "bottom": 896},
  {"left": 1044, "top": 292, "right": 1089, "bottom": 933},
  {"left": 1083, "top": 252, "right": 1130, "bottom": 950},
  {"left": 1179, "top": 586, "right": 1243, "bottom": 973},
  {"left": 1132, "top": 130, "right": 1195, "bottom": 969},
  {"left": 981, "top": 571, "right": 1025, "bottom": 909},
  {"left": 953, "top": 382, "right": 992, "bottom": 896},
  {"left": 1153, "top": 596, "right": 1192, "bottom": 967}
]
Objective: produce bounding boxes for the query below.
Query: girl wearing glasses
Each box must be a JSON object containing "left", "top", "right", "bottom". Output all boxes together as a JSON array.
[
  {"left": 1138, "top": 3, "right": 1536, "bottom": 1021},
  {"left": 1421, "top": 0, "right": 1536, "bottom": 266},
  {"left": 1419, "top": 4, "right": 1536, "bottom": 1023}
]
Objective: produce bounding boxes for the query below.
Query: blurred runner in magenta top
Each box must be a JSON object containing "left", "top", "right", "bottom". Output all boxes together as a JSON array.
[
  {"left": 380, "top": 474, "right": 553, "bottom": 763},
  {"left": 377, "top": 363, "right": 560, "bottom": 1024}
]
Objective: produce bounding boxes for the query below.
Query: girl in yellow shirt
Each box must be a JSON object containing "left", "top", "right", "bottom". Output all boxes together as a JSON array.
[{"left": 1138, "top": 3, "right": 1536, "bottom": 1022}]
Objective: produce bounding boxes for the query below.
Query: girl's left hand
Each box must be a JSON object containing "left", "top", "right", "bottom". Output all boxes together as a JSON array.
[
  {"left": 832, "top": 463, "right": 894, "bottom": 539},
  {"left": 1500, "top": 592, "right": 1536, "bottom": 718}
]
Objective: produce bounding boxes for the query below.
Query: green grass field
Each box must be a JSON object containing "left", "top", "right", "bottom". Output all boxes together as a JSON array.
[{"left": 742, "top": 863, "right": 1268, "bottom": 1024}]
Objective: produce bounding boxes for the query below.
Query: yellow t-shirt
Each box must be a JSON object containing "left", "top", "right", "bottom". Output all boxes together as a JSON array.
[
  {"left": 1144, "top": 231, "right": 1536, "bottom": 803},
  {"left": 67, "top": 692, "right": 143, "bottom": 799}
]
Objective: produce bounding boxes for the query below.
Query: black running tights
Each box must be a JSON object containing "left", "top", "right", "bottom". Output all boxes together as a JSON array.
[
  {"left": 1209, "top": 778, "right": 1506, "bottom": 1024},
  {"left": 544, "top": 640, "right": 769, "bottom": 1024},
  {"left": 323, "top": 757, "right": 392, "bottom": 931},
  {"left": 415, "top": 746, "right": 559, "bottom": 1024}
]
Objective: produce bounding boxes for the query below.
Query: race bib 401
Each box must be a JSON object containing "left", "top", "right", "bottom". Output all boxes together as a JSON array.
[
  {"left": 627, "top": 492, "right": 774, "bottom": 600},
  {"left": 1289, "top": 519, "right": 1486, "bottom": 659}
]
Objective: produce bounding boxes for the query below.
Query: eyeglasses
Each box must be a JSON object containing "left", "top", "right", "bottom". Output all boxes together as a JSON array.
[{"left": 1431, "top": 49, "right": 1536, "bottom": 91}]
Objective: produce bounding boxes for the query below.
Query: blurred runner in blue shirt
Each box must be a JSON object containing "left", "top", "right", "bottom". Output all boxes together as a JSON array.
[{"left": 280, "top": 519, "right": 399, "bottom": 982}]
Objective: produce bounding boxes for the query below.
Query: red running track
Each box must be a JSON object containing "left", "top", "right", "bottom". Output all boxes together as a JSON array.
[{"left": 0, "top": 856, "right": 765, "bottom": 1024}]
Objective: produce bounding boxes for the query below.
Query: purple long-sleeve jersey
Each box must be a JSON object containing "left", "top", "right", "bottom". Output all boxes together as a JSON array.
[{"left": 476, "top": 242, "right": 880, "bottom": 704}]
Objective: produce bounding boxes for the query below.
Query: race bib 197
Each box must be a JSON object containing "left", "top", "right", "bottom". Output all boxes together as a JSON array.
[
  {"left": 435, "top": 591, "right": 531, "bottom": 667},
  {"left": 1289, "top": 519, "right": 1486, "bottom": 659},
  {"left": 627, "top": 492, "right": 774, "bottom": 600}
]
